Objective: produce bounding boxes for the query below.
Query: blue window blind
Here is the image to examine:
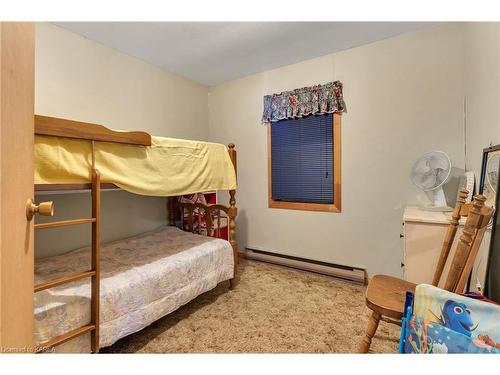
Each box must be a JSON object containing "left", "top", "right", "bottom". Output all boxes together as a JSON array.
[{"left": 271, "top": 113, "right": 333, "bottom": 204}]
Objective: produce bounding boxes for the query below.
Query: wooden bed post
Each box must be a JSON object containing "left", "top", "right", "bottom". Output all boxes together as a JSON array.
[
  {"left": 91, "top": 168, "right": 101, "bottom": 353},
  {"left": 227, "top": 144, "right": 238, "bottom": 288},
  {"left": 167, "top": 197, "right": 176, "bottom": 226}
]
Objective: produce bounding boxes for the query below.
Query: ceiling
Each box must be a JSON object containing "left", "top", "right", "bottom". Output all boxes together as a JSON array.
[{"left": 55, "top": 22, "right": 436, "bottom": 86}]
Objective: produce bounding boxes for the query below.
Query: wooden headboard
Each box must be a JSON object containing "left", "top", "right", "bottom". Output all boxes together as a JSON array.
[{"left": 35, "top": 115, "right": 152, "bottom": 146}]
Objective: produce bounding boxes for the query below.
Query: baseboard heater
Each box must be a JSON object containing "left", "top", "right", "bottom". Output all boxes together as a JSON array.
[{"left": 243, "top": 248, "right": 366, "bottom": 284}]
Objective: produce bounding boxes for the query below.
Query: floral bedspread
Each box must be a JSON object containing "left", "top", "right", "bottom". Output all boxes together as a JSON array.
[{"left": 34, "top": 226, "right": 234, "bottom": 351}]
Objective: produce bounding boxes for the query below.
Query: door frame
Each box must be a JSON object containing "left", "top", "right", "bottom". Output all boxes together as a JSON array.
[{"left": 0, "top": 22, "right": 35, "bottom": 352}]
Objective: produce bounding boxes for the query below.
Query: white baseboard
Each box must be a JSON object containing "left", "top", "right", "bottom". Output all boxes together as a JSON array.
[{"left": 242, "top": 248, "right": 366, "bottom": 284}]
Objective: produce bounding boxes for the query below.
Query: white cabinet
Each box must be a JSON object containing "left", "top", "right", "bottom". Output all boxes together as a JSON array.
[{"left": 403, "top": 206, "right": 490, "bottom": 291}]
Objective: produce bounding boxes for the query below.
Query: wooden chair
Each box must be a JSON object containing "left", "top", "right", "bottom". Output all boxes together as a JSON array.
[{"left": 358, "top": 190, "right": 494, "bottom": 353}]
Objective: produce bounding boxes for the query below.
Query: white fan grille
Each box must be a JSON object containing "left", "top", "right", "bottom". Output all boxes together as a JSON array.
[{"left": 410, "top": 151, "right": 451, "bottom": 191}]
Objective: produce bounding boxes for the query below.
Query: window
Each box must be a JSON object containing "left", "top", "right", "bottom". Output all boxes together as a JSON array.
[{"left": 268, "top": 113, "right": 341, "bottom": 212}]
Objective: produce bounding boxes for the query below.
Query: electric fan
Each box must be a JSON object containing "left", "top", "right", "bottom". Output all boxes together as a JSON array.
[{"left": 410, "top": 151, "right": 453, "bottom": 211}]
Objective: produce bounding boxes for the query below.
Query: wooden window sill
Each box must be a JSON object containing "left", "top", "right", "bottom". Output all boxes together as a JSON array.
[{"left": 268, "top": 199, "right": 341, "bottom": 213}]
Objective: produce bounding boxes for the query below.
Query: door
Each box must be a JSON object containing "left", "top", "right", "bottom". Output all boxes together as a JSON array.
[{"left": 0, "top": 22, "right": 35, "bottom": 352}]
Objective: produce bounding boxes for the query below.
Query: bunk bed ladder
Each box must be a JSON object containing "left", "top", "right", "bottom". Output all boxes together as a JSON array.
[{"left": 33, "top": 169, "right": 101, "bottom": 353}]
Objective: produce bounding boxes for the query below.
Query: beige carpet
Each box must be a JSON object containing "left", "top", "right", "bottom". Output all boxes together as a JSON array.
[{"left": 102, "top": 259, "right": 399, "bottom": 353}]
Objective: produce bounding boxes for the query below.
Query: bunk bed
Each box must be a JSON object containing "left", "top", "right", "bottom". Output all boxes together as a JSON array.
[{"left": 31, "top": 115, "right": 238, "bottom": 353}]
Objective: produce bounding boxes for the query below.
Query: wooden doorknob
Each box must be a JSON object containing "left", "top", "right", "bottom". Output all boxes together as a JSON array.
[{"left": 26, "top": 199, "right": 54, "bottom": 221}]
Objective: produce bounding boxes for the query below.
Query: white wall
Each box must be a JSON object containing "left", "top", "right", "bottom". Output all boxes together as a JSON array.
[
  {"left": 464, "top": 23, "right": 500, "bottom": 179},
  {"left": 35, "top": 23, "right": 209, "bottom": 258},
  {"left": 463, "top": 23, "right": 500, "bottom": 298},
  {"left": 208, "top": 24, "right": 466, "bottom": 277},
  {"left": 36, "top": 22, "right": 494, "bottom": 279}
]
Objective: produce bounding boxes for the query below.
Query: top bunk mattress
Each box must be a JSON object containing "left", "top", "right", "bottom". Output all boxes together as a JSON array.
[
  {"left": 34, "top": 226, "right": 234, "bottom": 349},
  {"left": 35, "top": 134, "right": 237, "bottom": 196}
]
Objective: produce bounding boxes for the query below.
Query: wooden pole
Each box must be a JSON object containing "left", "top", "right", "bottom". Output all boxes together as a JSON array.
[
  {"left": 91, "top": 169, "right": 101, "bottom": 353},
  {"left": 227, "top": 144, "right": 238, "bottom": 288},
  {"left": 432, "top": 189, "right": 468, "bottom": 286},
  {"left": 444, "top": 195, "right": 485, "bottom": 292},
  {"left": 167, "top": 197, "right": 176, "bottom": 226}
]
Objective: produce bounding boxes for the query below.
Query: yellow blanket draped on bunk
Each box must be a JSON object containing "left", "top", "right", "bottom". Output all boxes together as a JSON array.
[{"left": 35, "top": 135, "right": 237, "bottom": 196}]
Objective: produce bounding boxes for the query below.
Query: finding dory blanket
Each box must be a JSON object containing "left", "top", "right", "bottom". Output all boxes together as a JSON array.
[{"left": 399, "top": 284, "right": 500, "bottom": 354}]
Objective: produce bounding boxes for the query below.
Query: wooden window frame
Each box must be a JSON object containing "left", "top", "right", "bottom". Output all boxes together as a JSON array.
[{"left": 267, "top": 113, "right": 341, "bottom": 213}]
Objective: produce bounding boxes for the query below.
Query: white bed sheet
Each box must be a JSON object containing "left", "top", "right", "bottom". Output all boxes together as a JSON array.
[{"left": 34, "top": 226, "right": 234, "bottom": 352}]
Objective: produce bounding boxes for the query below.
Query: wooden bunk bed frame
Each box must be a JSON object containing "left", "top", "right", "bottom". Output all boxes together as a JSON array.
[{"left": 32, "top": 115, "right": 238, "bottom": 353}]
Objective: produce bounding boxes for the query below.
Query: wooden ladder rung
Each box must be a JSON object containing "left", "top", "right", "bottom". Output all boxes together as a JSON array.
[
  {"left": 35, "top": 217, "right": 96, "bottom": 230},
  {"left": 36, "top": 324, "right": 96, "bottom": 352},
  {"left": 34, "top": 270, "right": 96, "bottom": 292}
]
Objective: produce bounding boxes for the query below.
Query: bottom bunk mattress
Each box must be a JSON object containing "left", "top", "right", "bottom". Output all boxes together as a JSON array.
[{"left": 34, "top": 226, "right": 234, "bottom": 352}]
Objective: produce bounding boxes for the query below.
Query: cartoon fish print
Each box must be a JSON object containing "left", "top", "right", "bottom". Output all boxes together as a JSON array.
[{"left": 441, "top": 300, "right": 478, "bottom": 337}]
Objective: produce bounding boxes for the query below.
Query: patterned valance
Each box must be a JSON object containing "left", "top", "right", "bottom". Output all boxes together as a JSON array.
[{"left": 262, "top": 81, "right": 345, "bottom": 124}]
